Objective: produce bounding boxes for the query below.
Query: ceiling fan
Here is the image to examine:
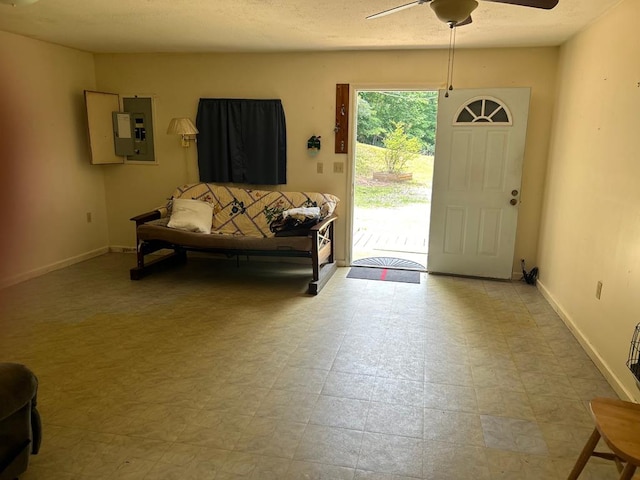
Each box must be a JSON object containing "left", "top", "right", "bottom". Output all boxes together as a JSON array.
[{"left": 367, "top": 0, "right": 559, "bottom": 27}]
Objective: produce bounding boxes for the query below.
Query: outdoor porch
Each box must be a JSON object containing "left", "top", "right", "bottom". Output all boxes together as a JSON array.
[{"left": 352, "top": 204, "right": 429, "bottom": 270}]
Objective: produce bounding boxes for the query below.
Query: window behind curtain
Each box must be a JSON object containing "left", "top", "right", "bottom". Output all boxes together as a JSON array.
[{"left": 196, "top": 98, "right": 287, "bottom": 185}]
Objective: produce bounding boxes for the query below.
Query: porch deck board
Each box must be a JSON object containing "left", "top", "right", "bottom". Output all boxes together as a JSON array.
[{"left": 353, "top": 228, "right": 428, "bottom": 255}]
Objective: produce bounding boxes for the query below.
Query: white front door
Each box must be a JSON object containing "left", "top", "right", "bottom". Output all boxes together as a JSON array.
[{"left": 427, "top": 88, "right": 530, "bottom": 279}]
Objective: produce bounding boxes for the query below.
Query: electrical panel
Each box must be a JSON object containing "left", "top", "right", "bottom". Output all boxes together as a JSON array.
[
  {"left": 84, "top": 91, "right": 156, "bottom": 164},
  {"left": 122, "top": 96, "right": 155, "bottom": 162}
]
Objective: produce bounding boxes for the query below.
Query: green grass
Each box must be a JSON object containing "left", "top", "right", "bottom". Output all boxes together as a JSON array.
[
  {"left": 354, "top": 142, "right": 434, "bottom": 208},
  {"left": 355, "top": 184, "right": 431, "bottom": 208}
]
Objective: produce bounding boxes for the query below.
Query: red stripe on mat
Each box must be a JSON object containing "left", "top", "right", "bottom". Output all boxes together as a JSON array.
[{"left": 380, "top": 268, "right": 388, "bottom": 280}]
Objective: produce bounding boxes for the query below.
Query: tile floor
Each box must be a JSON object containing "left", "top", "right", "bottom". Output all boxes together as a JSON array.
[{"left": 0, "top": 253, "right": 622, "bottom": 479}]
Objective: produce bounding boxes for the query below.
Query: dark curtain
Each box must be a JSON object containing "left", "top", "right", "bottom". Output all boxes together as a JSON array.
[{"left": 196, "top": 98, "right": 287, "bottom": 185}]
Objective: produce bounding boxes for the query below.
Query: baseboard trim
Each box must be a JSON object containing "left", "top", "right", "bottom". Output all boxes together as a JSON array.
[
  {"left": 0, "top": 246, "right": 109, "bottom": 290},
  {"left": 537, "top": 279, "right": 638, "bottom": 402},
  {"left": 109, "top": 245, "right": 137, "bottom": 253}
]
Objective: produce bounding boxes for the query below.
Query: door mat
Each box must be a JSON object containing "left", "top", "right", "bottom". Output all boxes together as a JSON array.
[
  {"left": 352, "top": 257, "right": 425, "bottom": 270},
  {"left": 347, "top": 267, "right": 421, "bottom": 284}
]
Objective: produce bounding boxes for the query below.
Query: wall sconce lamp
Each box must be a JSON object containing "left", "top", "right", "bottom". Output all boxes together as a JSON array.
[
  {"left": 167, "top": 117, "right": 199, "bottom": 147},
  {"left": 307, "top": 135, "right": 321, "bottom": 157}
]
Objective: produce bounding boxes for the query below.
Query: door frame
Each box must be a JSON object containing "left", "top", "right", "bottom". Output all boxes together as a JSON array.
[{"left": 346, "top": 83, "right": 441, "bottom": 267}]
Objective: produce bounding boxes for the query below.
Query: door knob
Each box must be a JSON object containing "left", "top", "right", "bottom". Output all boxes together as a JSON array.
[
  {"left": 510, "top": 198, "right": 518, "bottom": 206},
  {"left": 511, "top": 190, "right": 519, "bottom": 196}
]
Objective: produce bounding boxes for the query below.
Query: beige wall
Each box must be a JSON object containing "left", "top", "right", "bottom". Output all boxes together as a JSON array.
[
  {"left": 0, "top": 31, "right": 108, "bottom": 287},
  {"left": 95, "top": 47, "right": 558, "bottom": 267},
  {"left": 0, "top": 35, "right": 559, "bottom": 289},
  {"left": 538, "top": 0, "right": 640, "bottom": 400}
]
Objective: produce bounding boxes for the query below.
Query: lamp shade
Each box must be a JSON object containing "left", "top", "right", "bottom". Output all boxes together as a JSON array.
[
  {"left": 166, "top": 117, "right": 199, "bottom": 136},
  {"left": 430, "top": 0, "right": 478, "bottom": 24}
]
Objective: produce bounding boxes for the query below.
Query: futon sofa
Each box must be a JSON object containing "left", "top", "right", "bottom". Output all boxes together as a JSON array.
[{"left": 130, "top": 183, "right": 340, "bottom": 294}]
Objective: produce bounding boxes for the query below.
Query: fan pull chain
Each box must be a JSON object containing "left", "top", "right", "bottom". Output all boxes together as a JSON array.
[{"left": 445, "top": 23, "right": 456, "bottom": 98}]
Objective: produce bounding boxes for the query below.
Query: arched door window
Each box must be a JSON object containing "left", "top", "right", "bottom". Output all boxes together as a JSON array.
[{"left": 453, "top": 97, "right": 512, "bottom": 125}]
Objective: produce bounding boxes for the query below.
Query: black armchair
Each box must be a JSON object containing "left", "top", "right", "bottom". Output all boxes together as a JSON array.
[{"left": 0, "top": 363, "right": 41, "bottom": 480}]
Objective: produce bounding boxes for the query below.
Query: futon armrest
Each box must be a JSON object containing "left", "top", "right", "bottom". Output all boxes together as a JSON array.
[
  {"left": 130, "top": 210, "right": 161, "bottom": 227},
  {"left": 310, "top": 214, "right": 337, "bottom": 233}
]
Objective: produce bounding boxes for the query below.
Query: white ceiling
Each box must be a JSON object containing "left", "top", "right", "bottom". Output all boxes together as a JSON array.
[{"left": 0, "top": 0, "right": 622, "bottom": 53}]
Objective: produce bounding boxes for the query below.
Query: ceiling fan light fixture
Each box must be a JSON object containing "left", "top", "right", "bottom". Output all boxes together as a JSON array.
[{"left": 430, "top": 0, "right": 478, "bottom": 25}]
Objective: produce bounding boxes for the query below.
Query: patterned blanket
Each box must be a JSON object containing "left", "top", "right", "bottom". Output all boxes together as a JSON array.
[{"left": 160, "top": 183, "right": 339, "bottom": 238}]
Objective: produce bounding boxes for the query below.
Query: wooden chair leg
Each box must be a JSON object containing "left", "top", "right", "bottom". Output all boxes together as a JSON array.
[
  {"left": 568, "top": 427, "right": 601, "bottom": 480},
  {"left": 619, "top": 462, "right": 636, "bottom": 480}
]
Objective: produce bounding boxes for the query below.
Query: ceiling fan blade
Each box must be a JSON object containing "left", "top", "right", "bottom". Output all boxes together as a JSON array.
[
  {"left": 366, "top": 1, "right": 424, "bottom": 20},
  {"left": 483, "top": 0, "right": 558, "bottom": 9},
  {"left": 456, "top": 15, "right": 473, "bottom": 26}
]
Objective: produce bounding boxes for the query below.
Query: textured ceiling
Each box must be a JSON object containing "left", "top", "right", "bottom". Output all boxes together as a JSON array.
[{"left": 0, "top": 0, "right": 622, "bottom": 53}]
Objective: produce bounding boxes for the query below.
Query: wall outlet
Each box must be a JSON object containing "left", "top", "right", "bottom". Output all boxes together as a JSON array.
[
  {"left": 317, "top": 162, "right": 323, "bottom": 174},
  {"left": 596, "top": 281, "right": 603, "bottom": 299},
  {"left": 86, "top": 212, "right": 92, "bottom": 223},
  {"left": 333, "top": 161, "right": 344, "bottom": 174}
]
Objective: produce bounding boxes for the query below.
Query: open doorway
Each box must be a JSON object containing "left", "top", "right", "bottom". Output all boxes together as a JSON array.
[{"left": 351, "top": 90, "right": 437, "bottom": 271}]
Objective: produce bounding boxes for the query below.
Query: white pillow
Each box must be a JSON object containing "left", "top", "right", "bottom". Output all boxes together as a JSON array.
[{"left": 167, "top": 198, "right": 213, "bottom": 234}]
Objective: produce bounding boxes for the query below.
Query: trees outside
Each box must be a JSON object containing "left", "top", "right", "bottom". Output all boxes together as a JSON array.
[
  {"left": 356, "top": 96, "right": 384, "bottom": 146},
  {"left": 357, "top": 90, "right": 437, "bottom": 155}
]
